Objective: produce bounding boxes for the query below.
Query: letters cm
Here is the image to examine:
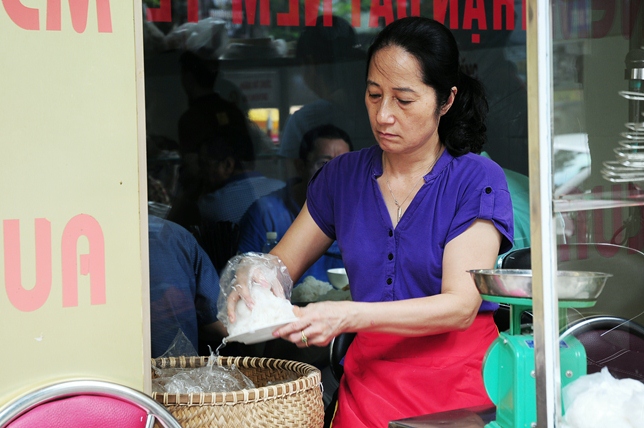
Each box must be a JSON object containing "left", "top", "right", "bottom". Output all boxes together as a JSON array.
[
  {"left": 3, "top": 215, "right": 106, "bottom": 312},
  {"left": 2, "top": 0, "right": 113, "bottom": 32}
]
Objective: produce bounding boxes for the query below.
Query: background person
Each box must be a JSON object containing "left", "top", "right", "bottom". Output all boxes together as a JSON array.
[
  {"left": 197, "top": 132, "right": 285, "bottom": 226},
  {"left": 225, "top": 17, "right": 514, "bottom": 427},
  {"left": 148, "top": 214, "right": 226, "bottom": 358},
  {"left": 168, "top": 50, "right": 255, "bottom": 230},
  {"left": 277, "top": 15, "right": 373, "bottom": 160},
  {"left": 237, "top": 124, "right": 352, "bottom": 284}
]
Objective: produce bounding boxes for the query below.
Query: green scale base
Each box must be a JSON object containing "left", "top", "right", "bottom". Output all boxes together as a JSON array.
[{"left": 481, "top": 296, "right": 595, "bottom": 428}]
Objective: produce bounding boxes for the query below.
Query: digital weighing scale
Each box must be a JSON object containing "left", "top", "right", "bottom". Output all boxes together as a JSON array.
[{"left": 469, "top": 269, "right": 612, "bottom": 428}]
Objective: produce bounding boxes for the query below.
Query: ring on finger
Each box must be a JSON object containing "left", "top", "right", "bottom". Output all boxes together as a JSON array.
[{"left": 301, "top": 330, "right": 309, "bottom": 347}]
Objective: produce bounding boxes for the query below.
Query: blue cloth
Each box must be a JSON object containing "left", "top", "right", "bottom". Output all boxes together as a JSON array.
[
  {"left": 148, "top": 215, "right": 220, "bottom": 357},
  {"left": 307, "top": 145, "right": 513, "bottom": 311},
  {"left": 198, "top": 172, "right": 285, "bottom": 224},
  {"left": 237, "top": 185, "right": 344, "bottom": 285}
]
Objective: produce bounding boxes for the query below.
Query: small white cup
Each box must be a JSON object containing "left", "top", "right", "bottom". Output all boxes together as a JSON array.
[{"left": 327, "top": 268, "right": 349, "bottom": 290}]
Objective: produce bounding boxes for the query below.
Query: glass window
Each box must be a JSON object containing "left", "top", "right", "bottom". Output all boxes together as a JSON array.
[
  {"left": 549, "top": 1, "right": 644, "bottom": 325},
  {"left": 143, "top": 0, "right": 530, "bottom": 359}
]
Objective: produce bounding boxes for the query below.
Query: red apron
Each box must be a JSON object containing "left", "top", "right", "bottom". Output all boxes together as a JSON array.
[{"left": 332, "top": 313, "right": 497, "bottom": 428}]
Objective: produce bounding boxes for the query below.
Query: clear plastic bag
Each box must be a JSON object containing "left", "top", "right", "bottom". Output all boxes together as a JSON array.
[
  {"left": 217, "top": 253, "right": 296, "bottom": 336},
  {"left": 158, "top": 330, "right": 198, "bottom": 359},
  {"left": 164, "top": 18, "right": 228, "bottom": 59},
  {"left": 152, "top": 359, "right": 255, "bottom": 394},
  {"left": 562, "top": 367, "right": 644, "bottom": 428}
]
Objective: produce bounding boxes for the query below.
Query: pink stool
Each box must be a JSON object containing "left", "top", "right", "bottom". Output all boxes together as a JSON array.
[{"left": 0, "top": 380, "right": 181, "bottom": 428}]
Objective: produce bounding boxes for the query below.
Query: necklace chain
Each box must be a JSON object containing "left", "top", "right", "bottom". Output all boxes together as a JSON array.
[{"left": 384, "top": 147, "right": 442, "bottom": 225}]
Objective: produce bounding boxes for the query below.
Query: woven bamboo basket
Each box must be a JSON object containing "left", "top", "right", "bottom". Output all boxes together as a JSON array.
[{"left": 151, "top": 356, "right": 324, "bottom": 428}]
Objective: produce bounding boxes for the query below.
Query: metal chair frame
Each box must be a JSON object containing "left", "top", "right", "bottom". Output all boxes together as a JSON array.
[
  {"left": 0, "top": 379, "right": 181, "bottom": 428},
  {"left": 329, "top": 332, "right": 356, "bottom": 382}
]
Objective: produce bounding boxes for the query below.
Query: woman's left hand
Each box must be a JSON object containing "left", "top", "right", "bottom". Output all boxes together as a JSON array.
[{"left": 273, "top": 301, "right": 352, "bottom": 348}]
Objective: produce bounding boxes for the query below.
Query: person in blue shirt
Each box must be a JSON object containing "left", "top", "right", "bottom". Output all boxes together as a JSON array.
[
  {"left": 197, "top": 132, "right": 285, "bottom": 226},
  {"left": 148, "top": 214, "right": 226, "bottom": 357},
  {"left": 237, "top": 124, "right": 352, "bottom": 285}
]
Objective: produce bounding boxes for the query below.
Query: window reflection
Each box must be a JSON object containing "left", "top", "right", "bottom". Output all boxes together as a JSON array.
[{"left": 143, "top": 2, "right": 533, "bottom": 368}]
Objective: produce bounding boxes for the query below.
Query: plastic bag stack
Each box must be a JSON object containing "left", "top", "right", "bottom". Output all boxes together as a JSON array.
[{"left": 562, "top": 367, "right": 644, "bottom": 428}]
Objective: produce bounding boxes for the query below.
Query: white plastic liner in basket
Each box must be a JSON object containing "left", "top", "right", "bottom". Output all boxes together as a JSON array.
[{"left": 152, "top": 362, "right": 255, "bottom": 394}]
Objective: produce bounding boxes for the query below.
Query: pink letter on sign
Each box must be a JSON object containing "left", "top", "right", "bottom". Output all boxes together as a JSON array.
[
  {"left": 46, "top": 0, "right": 62, "bottom": 31},
  {"left": 61, "top": 214, "right": 106, "bottom": 307},
  {"left": 46, "top": 0, "right": 113, "bottom": 32},
  {"left": 67, "top": 0, "right": 113, "bottom": 33},
  {"left": 2, "top": 0, "right": 40, "bottom": 30},
  {"left": 3, "top": 219, "right": 53, "bottom": 312}
]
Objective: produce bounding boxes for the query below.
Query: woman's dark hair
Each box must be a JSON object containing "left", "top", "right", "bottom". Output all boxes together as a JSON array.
[
  {"left": 299, "top": 124, "right": 354, "bottom": 161},
  {"left": 366, "top": 17, "right": 488, "bottom": 155}
]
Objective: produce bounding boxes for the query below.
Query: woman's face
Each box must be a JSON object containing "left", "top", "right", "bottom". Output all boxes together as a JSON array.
[{"left": 365, "top": 45, "right": 452, "bottom": 156}]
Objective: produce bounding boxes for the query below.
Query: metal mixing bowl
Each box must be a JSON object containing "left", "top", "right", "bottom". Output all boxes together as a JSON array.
[{"left": 468, "top": 269, "right": 612, "bottom": 301}]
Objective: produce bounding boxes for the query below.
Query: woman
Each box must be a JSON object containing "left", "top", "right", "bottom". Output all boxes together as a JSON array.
[{"left": 226, "top": 17, "right": 514, "bottom": 426}]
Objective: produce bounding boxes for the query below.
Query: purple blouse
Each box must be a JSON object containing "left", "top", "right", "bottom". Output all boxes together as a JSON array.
[{"left": 307, "top": 145, "right": 513, "bottom": 311}]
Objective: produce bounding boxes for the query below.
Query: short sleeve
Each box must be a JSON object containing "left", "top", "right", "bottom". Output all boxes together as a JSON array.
[
  {"left": 306, "top": 161, "right": 338, "bottom": 240},
  {"left": 446, "top": 159, "right": 514, "bottom": 255}
]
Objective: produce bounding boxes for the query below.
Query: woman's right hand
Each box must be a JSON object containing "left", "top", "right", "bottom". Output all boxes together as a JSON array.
[{"left": 274, "top": 300, "right": 354, "bottom": 347}]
